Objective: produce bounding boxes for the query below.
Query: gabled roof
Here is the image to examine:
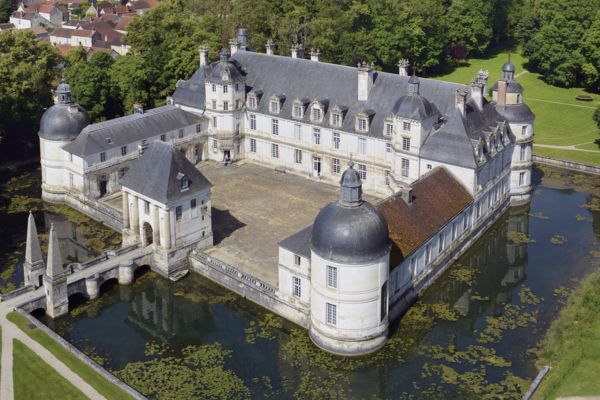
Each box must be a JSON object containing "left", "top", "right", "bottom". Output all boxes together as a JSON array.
[
  {"left": 63, "top": 105, "right": 203, "bottom": 156},
  {"left": 120, "top": 141, "right": 211, "bottom": 204},
  {"left": 378, "top": 167, "right": 472, "bottom": 266}
]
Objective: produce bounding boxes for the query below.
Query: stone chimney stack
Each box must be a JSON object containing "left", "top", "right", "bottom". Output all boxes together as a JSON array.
[
  {"left": 357, "top": 62, "right": 374, "bottom": 101},
  {"left": 24, "top": 212, "right": 45, "bottom": 288},
  {"left": 400, "top": 187, "right": 414, "bottom": 205},
  {"left": 310, "top": 48, "right": 320, "bottom": 61},
  {"left": 133, "top": 101, "right": 143, "bottom": 114},
  {"left": 470, "top": 78, "right": 484, "bottom": 110},
  {"left": 455, "top": 89, "right": 467, "bottom": 117},
  {"left": 497, "top": 81, "right": 507, "bottom": 106},
  {"left": 291, "top": 44, "right": 304, "bottom": 59},
  {"left": 229, "top": 38, "right": 239, "bottom": 55},
  {"left": 236, "top": 28, "right": 249, "bottom": 51},
  {"left": 199, "top": 45, "right": 208, "bottom": 67},
  {"left": 477, "top": 69, "right": 489, "bottom": 96},
  {"left": 265, "top": 39, "right": 275, "bottom": 55},
  {"left": 398, "top": 59, "right": 410, "bottom": 76}
]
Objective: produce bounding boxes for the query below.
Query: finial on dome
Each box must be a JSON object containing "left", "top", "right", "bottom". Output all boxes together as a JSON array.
[{"left": 339, "top": 162, "right": 362, "bottom": 207}]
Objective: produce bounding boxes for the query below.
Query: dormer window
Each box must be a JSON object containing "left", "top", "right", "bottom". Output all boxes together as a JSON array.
[
  {"left": 311, "top": 106, "right": 322, "bottom": 122},
  {"left": 212, "top": 84, "right": 216, "bottom": 92},
  {"left": 385, "top": 122, "right": 393, "bottom": 137},
  {"left": 403, "top": 121, "right": 411, "bottom": 131},
  {"left": 223, "top": 84, "right": 228, "bottom": 93},
  {"left": 331, "top": 113, "right": 341, "bottom": 127},
  {"left": 270, "top": 100, "right": 280, "bottom": 114},
  {"left": 357, "top": 117, "right": 368, "bottom": 132},
  {"left": 293, "top": 104, "right": 303, "bottom": 119},
  {"left": 248, "top": 96, "right": 256, "bottom": 109},
  {"left": 179, "top": 173, "right": 189, "bottom": 191}
]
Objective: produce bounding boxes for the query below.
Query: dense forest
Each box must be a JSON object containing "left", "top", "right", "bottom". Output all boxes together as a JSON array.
[{"left": 1, "top": 0, "right": 600, "bottom": 158}]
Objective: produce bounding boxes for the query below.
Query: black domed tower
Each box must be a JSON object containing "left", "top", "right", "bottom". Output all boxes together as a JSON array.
[
  {"left": 39, "top": 78, "right": 89, "bottom": 200},
  {"left": 309, "top": 163, "right": 391, "bottom": 356}
]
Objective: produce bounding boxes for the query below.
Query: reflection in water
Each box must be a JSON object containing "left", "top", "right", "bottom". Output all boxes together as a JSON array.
[{"left": 23, "top": 165, "right": 600, "bottom": 398}]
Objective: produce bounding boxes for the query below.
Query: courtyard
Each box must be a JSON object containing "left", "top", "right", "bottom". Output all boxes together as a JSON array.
[{"left": 198, "top": 161, "right": 376, "bottom": 286}]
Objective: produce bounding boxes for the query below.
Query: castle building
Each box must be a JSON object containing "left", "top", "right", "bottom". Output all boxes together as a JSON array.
[{"left": 37, "top": 29, "right": 533, "bottom": 355}]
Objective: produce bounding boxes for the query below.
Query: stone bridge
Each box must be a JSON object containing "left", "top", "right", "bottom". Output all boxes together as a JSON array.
[{"left": 5, "top": 244, "right": 153, "bottom": 315}]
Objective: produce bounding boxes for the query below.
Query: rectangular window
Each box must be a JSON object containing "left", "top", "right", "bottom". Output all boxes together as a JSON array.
[
  {"left": 178, "top": 129, "right": 184, "bottom": 139},
  {"left": 358, "top": 163, "right": 367, "bottom": 180},
  {"left": 402, "top": 137, "right": 411, "bottom": 151},
  {"left": 521, "top": 126, "right": 527, "bottom": 136},
  {"left": 175, "top": 205, "right": 182, "bottom": 221},
  {"left": 223, "top": 101, "right": 229, "bottom": 111},
  {"left": 385, "top": 123, "right": 393, "bottom": 136},
  {"left": 294, "top": 124, "right": 302, "bottom": 141},
  {"left": 270, "top": 101, "right": 279, "bottom": 113},
  {"left": 248, "top": 97, "right": 256, "bottom": 109},
  {"left": 212, "top": 116, "right": 217, "bottom": 128},
  {"left": 381, "top": 281, "right": 388, "bottom": 321},
  {"left": 358, "top": 137, "right": 366, "bottom": 154},
  {"left": 312, "top": 107, "right": 321, "bottom": 121},
  {"left": 386, "top": 143, "right": 392, "bottom": 153},
  {"left": 250, "top": 114, "right": 256, "bottom": 130},
  {"left": 223, "top": 84, "right": 228, "bottom": 93},
  {"left": 144, "top": 200, "right": 150, "bottom": 214},
  {"left": 250, "top": 138, "right": 256, "bottom": 153},
  {"left": 401, "top": 158, "right": 409, "bottom": 177},
  {"left": 271, "top": 143, "right": 279, "bottom": 158},
  {"left": 211, "top": 84, "right": 216, "bottom": 92},
  {"left": 520, "top": 146, "right": 526, "bottom": 161},
  {"left": 294, "top": 149, "right": 302, "bottom": 164},
  {"left": 294, "top": 254, "right": 301, "bottom": 266},
  {"left": 519, "top": 172, "right": 525, "bottom": 185},
  {"left": 313, "top": 128, "right": 320, "bottom": 145},
  {"left": 427, "top": 164, "right": 432, "bottom": 170},
  {"left": 385, "top": 170, "right": 390, "bottom": 185},
  {"left": 196, "top": 124, "right": 202, "bottom": 133},
  {"left": 332, "top": 158, "right": 340, "bottom": 174},
  {"left": 403, "top": 121, "right": 411, "bottom": 131},
  {"left": 293, "top": 105, "right": 302, "bottom": 119},
  {"left": 332, "top": 113, "right": 341, "bottom": 126},
  {"left": 69, "top": 153, "right": 73, "bottom": 162},
  {"left": 326, "top": 303, "right": 337, "bottom": 325},
  {"left": 235, "top": 83, "right": 239, "bottom": 92},
  {"left": 212, "top": 139, "right": 218, "bottom": 149},
  {"left": 293, "top": 276, "right": 301, "bottom": 298},
  {"left": 69, "top": 173, "right": 74, "bottom": 188},
  {"left": 272, "top": 119, "right": 279, "bottom": 135},
  {"left": 326, "top": 265, "right": 337, "bottom": 288},
  {"left": 100, "top": 152, "right": 106, "bottom": 162},
  {"left": 438, "top": 233, "right": 444, "bottom": 253},
  {"left": 160, "top": 134, "right": 166, "bottom": 141},
  {"left": 191, "top": 198, "right": 197, "bottom": 217},
  {"left": 121, "top": 145, "right": 127, "bottom": 156},
  {"left": 333, "top": 132, "right": 340, "bottom": 149},
  {"left": 358, "top": 118, "right": 367, "bottom": 131},
  {"left": 425, "top": 243, "right": 431, "bottom": 264},
  {"left": 212, "top": 100, "right": 216, "bottom": 109}
]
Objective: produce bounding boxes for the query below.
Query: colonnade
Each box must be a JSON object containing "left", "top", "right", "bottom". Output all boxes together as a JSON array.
[{"left": 122, "top": 191, "right": 172, "bottom": 250}]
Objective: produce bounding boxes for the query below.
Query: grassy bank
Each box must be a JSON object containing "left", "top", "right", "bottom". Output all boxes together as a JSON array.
[
  {"left": 534, "top": 146, "right": 600, "bottom": 167},
  {"left": 534, "top": 270, "right": 600, "bottom": 398},
  {"left": 13, "top": 339, "right": 88, "bottom": 400},
  {"left": 7, "top": 311, "right": 135, "bottom": 400},
  {"left": 433, "top": 52, "right": 600, "bottom": 166}
]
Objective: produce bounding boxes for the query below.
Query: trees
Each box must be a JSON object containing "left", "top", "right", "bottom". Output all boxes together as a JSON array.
[
  {"left": 445, "top": 0, "right": 493, "bottom": 57},
  {"left": 0, "top": 30, "right": 60, "bottom": 156},
  {"left": 0, "top": 0, "right": 16, "bottom": 23}
]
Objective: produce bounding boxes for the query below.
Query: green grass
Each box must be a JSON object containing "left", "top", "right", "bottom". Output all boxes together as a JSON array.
[
  {"left": 7, "top": 312, "right": 135, "bottom": 400},
  {"left": 13, "top": 339, "right": 88, "bottom": 400},
  {"left": 433, "top": 51, "right": 600, "bottom": 165},
  {"left": 534, "top": 271, "right": 600, "bottom": 399},
  {"left": 576, "top": 142, "right": 600, "bottom": 151},
  {"left": 533, "top": 146, "right": 600, "bottom": 166}
]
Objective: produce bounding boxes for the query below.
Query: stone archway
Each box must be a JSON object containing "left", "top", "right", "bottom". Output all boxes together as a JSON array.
[{"left": 143, "top": 222, "right": 153, "bottom": 246}]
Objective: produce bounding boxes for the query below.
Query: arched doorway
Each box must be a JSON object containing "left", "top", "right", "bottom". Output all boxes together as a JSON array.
[{"left": 143, "top": 222, "right": 153, "bottom": 246}]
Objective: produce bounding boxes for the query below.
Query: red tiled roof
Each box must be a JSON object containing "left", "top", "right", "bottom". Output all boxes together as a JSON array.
[
  {"left": 378, "top": 167, "right": 473, "bottom": 266},
  {"left": 49, "top": 27, "right": 72, "bottom": 37},
  {"left": 0, "top": 23, "right": 15, "bottom": 30},
  {"left": 114, "top": 14, "right": 133, "bottom": 30}
]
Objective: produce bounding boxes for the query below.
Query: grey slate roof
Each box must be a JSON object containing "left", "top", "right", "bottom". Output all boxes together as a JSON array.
[
  {"left": 39, "top": 103, "right": 90, "bottom": 141},
  {"left": 495, "top": 103, "right": 535, "bottom": 123},
  {"left": 172, "top": 68, "right": 207, "bottom": 108},
  {"left": 120, "top": 141, "right": 211, "bottom": 204},
  {"left": 278, "top": 226, "right": 312, "bottom": 259},
  {"left": 63, "top": 105, "right": 203, "bottom": 156}
]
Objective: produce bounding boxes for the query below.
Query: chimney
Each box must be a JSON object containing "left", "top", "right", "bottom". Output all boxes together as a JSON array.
[
  {"left": 470, "top": 79, "right": 484, "bottom": 110},
  {"left": 199, "top": 45, "right": 208, "bottom": 67},
  {"left": 310, "top": 48, "right": 320, "bottom": 62},
  {"left": 236, "top": 28, "right": 248, "bottom": 50},
  {"left": 497, "top": 80, "right": 507, "bottom": 106},
  {"left": 477, "top": 69, "right": 489, "bottom": 96},
  {"left": 400, "top": 187, "right": 414, "bottom": 205},
  {"left": 398, "top": 59, "right": 409, "bottom": 76},
  {"left": 133, "top": 101, "right": 143, "bottom": 114},
  {"left": 265, "top": 39, "right": 275, "bottom": 55},
  {"left": 291, "top": 44, "right": 304, "bottom": 59},
  {"left": 229, "top": 38, "right": 239, "bottom": 55},
  {"left": 455, "top": 89, "right": 467, "bottom": 117},
  {"left": 357, "top": 62, "right": 374, "bottom": 101}
]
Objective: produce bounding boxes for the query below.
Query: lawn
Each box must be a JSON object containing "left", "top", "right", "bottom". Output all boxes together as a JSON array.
[
  {"left": 433, "top": 51, "right": 600, "bottom": 165},
  {"left": 7, "top": 311, "right": 135, "bottom": 400},
  {"left": 533, "top": 146, "right": 600, "bottom": 166},
  {"left": 533, "top": 271, "right": 600, "bottom": 399},
  {"left": 13, "top": 339, "right": 88, "bottom": 400}
]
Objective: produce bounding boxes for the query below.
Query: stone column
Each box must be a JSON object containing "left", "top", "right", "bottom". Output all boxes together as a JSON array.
[
  {"left": 151, "top": 204, "right": 160, "bottom": 246},
  {"left": 130, "top": 195, "right": 139, "bottom": 236},
  {"left": 160, "top": 208, "right": 171, "bottom": 250},
  {"left": 122, "top": 191, "right": 130, "bottom": 229},
  {"left": 118, "top": 262, "right": 134, "bottom": 285},
  {"left": 85, "top": 275, "right": 99, "bottom": 299}
]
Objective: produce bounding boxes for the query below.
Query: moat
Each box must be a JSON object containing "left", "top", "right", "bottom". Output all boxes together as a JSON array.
[{"left": 1, "top": 164, "right": 599, "bottom": 399}]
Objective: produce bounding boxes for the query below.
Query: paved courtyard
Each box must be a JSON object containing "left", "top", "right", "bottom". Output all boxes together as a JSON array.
[{"left": 199, "top": 162, "right": 349, "bottom": 286}]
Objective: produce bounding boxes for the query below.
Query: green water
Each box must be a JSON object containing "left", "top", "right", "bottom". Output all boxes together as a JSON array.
[{"left": 2, "top": 164, "right": 600, "bottom": 399}]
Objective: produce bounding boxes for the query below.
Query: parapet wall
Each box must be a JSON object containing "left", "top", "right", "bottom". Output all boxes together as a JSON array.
[
  {"left": 189, "top": 251, "right": 309, "bottom": 328},
  {"left": 533, "top": 155, "right": 600, "bottom": 176}
]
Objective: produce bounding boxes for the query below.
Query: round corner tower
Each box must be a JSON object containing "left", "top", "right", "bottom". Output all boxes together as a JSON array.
[
  {"left": 492, "top": 59, "right": 534, "bottom": 205},
  {"left": 38, "top": 78, "right": 89, "bottom": 201},
  {"left": 309, "top": 163, "right": 391, "bottom": 355}
]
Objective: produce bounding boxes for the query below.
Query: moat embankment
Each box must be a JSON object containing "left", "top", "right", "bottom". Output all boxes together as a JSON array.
[{"left": 2, "top": 163, "right": 600, "bottom": 399}]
